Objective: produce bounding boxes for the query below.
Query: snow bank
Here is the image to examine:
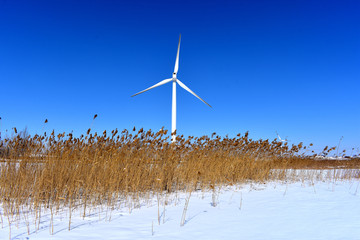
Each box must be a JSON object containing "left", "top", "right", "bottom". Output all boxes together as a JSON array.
[{"left": 1, "top": 180, "right": 359, "bottom": 240}]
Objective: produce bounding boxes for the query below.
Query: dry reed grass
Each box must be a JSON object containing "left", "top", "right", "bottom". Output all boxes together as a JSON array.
[{"left": 0, "top": 128, "right": 359, "bottom": 236}]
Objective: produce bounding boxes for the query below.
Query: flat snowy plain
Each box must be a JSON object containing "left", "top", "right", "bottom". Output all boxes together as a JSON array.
[{"left": 1, "top": 179, "right": 359, "bottom": 240}]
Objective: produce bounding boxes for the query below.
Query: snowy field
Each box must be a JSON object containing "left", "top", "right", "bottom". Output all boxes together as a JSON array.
[{"left": 1, "top": 179, "right": 360, "bottom": 240}]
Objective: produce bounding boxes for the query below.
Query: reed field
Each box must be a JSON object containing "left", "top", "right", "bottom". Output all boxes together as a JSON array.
[{"left": 0, "top": 127, "right": 359, "bottom": 237}]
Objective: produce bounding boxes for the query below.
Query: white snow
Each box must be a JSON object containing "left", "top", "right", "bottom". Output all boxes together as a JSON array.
[{"left": 1, "top": 179, "right": 360, "bottom": 240}]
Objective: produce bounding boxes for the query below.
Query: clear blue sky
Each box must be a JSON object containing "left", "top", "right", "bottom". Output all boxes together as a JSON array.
[{"left": 0, "top": 0, "right": 359, "bottom": 153}]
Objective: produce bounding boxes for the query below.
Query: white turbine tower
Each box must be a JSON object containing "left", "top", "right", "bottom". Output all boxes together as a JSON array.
[{"left": 132, "top": 35, "right": 211, "bottom": 142}]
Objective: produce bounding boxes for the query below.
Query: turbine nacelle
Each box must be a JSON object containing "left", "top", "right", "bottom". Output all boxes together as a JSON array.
[{"left": 172, "top": 73, "right": 177, "bottom": 80}]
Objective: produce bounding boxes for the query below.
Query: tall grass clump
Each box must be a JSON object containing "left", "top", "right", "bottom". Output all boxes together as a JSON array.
[{"left": 0, "top": 128, "right": 359, "bottom": 235}]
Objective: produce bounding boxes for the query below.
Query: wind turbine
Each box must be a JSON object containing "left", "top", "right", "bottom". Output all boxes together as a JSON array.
[
  {"left": 276, "top": 131, "right": 288, "bottom": 143},
  {"left": 132, "top": 35, "right": 211, "bottom": 142}
]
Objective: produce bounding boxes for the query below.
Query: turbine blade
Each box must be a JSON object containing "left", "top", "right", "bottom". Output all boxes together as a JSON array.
[
  {"left": 131, "top": 78, "right": 172, "bottom": 97},
  {"left": 174, "top": 34, "right": 181, "bottom": 74},
  {"left": 177, "top": 79, "right": 212, "bottom": 108}
]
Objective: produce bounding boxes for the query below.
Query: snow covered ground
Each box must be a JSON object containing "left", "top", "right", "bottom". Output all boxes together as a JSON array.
[{"left": 1, "top": 179, "right": 360, "bottom": 240}]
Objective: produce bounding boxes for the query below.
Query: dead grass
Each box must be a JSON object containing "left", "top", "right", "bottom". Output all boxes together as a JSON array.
[{"left": 0, "top": 128, "right": 359, "bottom": 236}]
